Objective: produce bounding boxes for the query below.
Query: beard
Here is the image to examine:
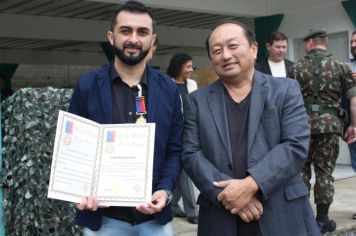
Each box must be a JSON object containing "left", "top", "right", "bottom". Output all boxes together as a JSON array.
[
  {"left": 114, "top": 42, "right": 150, "bottom": 66},
  {"left": 352, "top": 47, "right": 356, "bottom": 59}
]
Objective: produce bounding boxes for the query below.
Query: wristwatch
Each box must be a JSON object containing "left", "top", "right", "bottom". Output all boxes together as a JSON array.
[{"left": 159, "top": 189, "right": 173, "bottom": 205}]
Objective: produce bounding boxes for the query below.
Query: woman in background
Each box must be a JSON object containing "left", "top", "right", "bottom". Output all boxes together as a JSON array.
[{"left": 167, "top": 53, "right": 198, "bottom": 224}]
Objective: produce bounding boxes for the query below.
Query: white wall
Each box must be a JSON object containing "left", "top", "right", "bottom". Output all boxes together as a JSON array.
[
  {"left": 266, "top": 0, "right": 340, "bottom": 16},
  {"left": 293, "top": 31, "right": 349, "bottom": 62},
  {"left": 279, "top": 1, "right": 355, "bottom": 61},
  {"left": 339, "top": 138, "right": 351, "bottom": 165}
]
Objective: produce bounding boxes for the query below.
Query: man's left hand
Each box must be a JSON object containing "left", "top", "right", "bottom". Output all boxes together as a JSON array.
[
  {"left": 237, "top": 197, "right": 263, "bottom": 222},
  {"left": 214, "top": 176, "right": 259, "bottom": 213},
  {"left": 344, "top": 125, "right": 356, "bottom": 144},
  {"left": 136, "top": 190, "right": 168, "bottom": 214},
  {"left": 351, "top": 72, "right": 356, "bottom": 81}
]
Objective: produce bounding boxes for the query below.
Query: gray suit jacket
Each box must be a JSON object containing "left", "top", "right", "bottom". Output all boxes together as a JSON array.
[{"left": 182, "top": 71, "right": 320, "bottom": 236}]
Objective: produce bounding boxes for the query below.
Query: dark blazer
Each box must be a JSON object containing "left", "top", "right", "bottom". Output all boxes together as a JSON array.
[
  {"left": 68, "top": 63, "right": 183, "bottom": 231},
  {"left": 255, "top": 58, "right": 294, "bottom": 76},
  {"left": 182, "top": 71, "right": 320, "bottom": 236}
]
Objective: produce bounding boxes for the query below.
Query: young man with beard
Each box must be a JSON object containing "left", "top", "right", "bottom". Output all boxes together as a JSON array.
[{"left": 68, "top": 1, "right": 183, "bottom": 235}]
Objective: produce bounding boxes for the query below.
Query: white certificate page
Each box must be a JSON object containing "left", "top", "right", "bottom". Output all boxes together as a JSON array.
[
  {"left": 95, "top": 124, "right": 155, "bottom": 206},
  {"left": 48, "top": 111, "right": 155, "bottom": 207},
  {"left": 48, "top": 111, "right": 100, "bottom": 203}
]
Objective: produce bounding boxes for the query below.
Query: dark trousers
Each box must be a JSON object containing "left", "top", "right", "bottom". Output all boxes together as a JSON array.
[{"left": 171, "top": 170, "right": 197, "bottom": 217}]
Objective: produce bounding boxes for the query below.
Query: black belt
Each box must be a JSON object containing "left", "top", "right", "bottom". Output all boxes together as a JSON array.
[{"left": 305, "top": 104, "right": 340, "bottom": 116}]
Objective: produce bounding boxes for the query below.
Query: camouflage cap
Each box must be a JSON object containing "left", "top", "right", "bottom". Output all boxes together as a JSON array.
[{"left": 303, "top": 29, "right": 327, "bottom": 41}]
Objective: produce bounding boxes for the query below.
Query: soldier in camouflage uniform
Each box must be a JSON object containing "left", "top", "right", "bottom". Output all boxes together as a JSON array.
[{"left": 288, "top": 29, "right": 356, "bottom": 234}]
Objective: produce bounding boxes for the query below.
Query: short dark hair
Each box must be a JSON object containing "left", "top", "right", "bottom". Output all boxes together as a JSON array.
[
  {"left": 205, "top": 20, "right": 256, "bottom": 58},
  {"left": 352, "top": 30, "right": 356, "bottom": 36},
  {"left": 266, "top": 31, "right": 288, "bottom": 45},
  {"left": 111, "top": 0, "right": 156, "bottom": 32},
  {"left": 167, "top": 53, "right": 192, "bottom": 79}
]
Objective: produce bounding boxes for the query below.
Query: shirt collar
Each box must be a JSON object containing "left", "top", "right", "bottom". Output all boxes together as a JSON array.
[
  {"left": 309, "top": 48, "right": 327, "bottom": 54},
  {"left": 110, "top": 61, "right": 148, "bottom": 87}
]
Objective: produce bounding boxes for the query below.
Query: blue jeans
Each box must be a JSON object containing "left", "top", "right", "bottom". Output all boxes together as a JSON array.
[
  {"left": 83, "top": 217, "right": 173, "bottom": 236},
  {"left": 349, "top": 142, "right": 356, "bottom": 172}
]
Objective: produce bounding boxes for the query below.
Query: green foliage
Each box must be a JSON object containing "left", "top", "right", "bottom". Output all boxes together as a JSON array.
[{"left": 1, "top": 87, "right": 82, "bottom": 236}]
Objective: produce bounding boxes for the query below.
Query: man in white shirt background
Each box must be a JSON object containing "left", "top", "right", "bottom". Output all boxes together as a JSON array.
[{"left": 255, "top": 31, "right": 294, "bottom": 77}]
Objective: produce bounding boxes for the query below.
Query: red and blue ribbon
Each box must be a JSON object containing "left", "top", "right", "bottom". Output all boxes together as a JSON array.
[{"left": 135, "top": 96, "right": 146, "bottom": 114}]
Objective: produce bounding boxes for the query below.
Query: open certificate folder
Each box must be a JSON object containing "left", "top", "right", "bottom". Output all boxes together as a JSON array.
[{"left": 48, "top": 110, "right": 155, "bottom": 206}]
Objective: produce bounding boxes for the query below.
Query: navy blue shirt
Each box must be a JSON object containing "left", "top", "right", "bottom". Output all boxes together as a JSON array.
[
  {"left": 110, "top": 62, "right": 148, "bottom": 124},
  {"left": 103, "top": 62, "right": 152, "bottom": 224}
]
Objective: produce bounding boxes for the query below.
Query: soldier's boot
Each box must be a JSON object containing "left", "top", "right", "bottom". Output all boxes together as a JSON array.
[
  {"left": 316, "top": 204, "right": 336, "bottom": 234},
  {"left": 317, "top": 218, "right": 336, "bottom": 234}
]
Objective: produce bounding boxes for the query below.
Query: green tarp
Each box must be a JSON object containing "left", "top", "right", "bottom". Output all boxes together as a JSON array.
[{"left": 1, "top": 87, "right": 81, "bottom": 236}]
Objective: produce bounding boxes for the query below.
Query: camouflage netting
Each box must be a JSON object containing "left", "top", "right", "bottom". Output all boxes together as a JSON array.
[{"left": 1, "top": 87, "right": 82, "bottom": 236}]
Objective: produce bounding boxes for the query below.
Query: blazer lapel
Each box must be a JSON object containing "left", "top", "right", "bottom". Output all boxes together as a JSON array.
[
  {"left": 96, "top": 66, "right": 113, "bottom": 124},
  {"left": 208, "top": 80, "right": 232, "bottom": 163},
  {"left": 248, "top": 71, "right": 268, "bottom": 154}
]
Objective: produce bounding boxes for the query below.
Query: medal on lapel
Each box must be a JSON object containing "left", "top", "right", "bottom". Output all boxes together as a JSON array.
[{"left": 136, "top": 84, "right": 147, "bottom": 124}]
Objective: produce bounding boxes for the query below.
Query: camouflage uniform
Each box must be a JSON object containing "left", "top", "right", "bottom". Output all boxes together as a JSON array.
[{"left": 288, "top": 48, "right": 356, "bottom": 205}]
